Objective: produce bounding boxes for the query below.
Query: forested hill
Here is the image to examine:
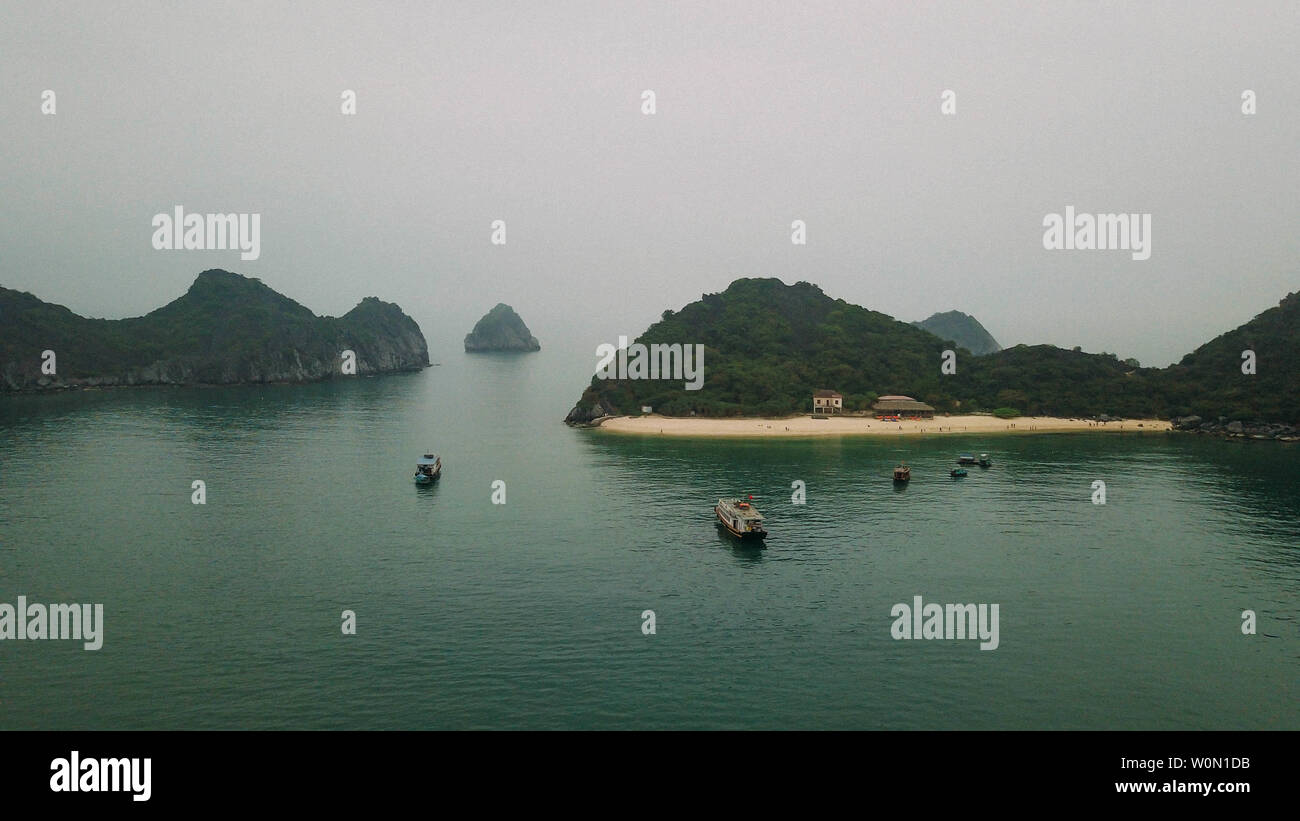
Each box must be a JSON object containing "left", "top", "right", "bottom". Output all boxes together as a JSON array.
[
  {"left": 0, "top": 269, "right": 429, "bottom": 390},
  {"left": 1156, "top": 290, "right": 1300, "bottom": 422},
  {"left": 912, "top": 310, "right": 1001, "bottom": 355},
  {"left": 565, "top": 278, "right": 1298, "bottom": 425}
]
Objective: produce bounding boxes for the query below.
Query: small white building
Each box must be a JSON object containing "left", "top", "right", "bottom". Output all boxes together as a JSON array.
[{"left": 813, "top": 390, "right": 843, "bottom": 414}]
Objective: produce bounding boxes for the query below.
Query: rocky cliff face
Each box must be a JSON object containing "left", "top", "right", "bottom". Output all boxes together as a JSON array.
[
  {"left": 464, "top": 303, "right": 541, "bottom": 352},
  {"left": 1170, "top": 415, "right": 1299, "bottom": 441},
  {"left": 564, "top": 397, "right": 619, "bottom": 426},
  {"left": 0, "top": 270, "right": 429, "bottom": 391}
]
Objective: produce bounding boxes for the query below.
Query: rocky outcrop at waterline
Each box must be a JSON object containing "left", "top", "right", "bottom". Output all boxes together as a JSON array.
[
  {"left": 0, "top": 269, "right": 430, "bottom": 391},
  {"left": 564, "top": 398, "right": 619, "bottom": 426},
  {"left": 1171, "top": 416, "right": 1299, "bottom": 442}
]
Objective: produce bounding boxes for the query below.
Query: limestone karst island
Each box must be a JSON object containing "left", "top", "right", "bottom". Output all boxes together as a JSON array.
[
  {"left": 463, "top": 303, "right": 541, "bottom": 352},
  {"left": 0, "top": 269, "right": 429, "bottom": 390}
]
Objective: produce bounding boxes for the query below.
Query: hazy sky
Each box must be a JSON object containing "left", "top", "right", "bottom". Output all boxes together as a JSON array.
[{"left": 3, "top": 1, "right": 1297, "bottom": 366}]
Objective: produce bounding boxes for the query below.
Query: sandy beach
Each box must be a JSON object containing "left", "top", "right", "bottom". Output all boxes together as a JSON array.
[{"left": 596, "top": 414, "right": 1173, "bottom": 438}]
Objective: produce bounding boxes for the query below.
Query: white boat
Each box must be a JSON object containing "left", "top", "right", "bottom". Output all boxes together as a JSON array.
[{"left": 715, "top": 497, "right": 768, "bottom": 540}]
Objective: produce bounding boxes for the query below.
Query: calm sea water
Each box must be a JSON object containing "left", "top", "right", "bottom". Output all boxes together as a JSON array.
[{"left": 1, "top": 344, "right": 1296, "bottom": 730}]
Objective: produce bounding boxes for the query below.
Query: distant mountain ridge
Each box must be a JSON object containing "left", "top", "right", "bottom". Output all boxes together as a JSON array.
[
  {"left": 464, "top": 303, "right": 540, "bottom": 352},
  {"left": 912, "top": 310, "right": 1001, "bottom": 355},
  {"left": 0, "top": 269, "right": 429, "bottom": 391}
]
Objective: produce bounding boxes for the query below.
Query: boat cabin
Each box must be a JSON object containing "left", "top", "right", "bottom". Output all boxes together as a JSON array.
[
  {"left": 415, "top": 453, "right": 441, "bottom": 481},
  {"left": 716, "top": 498, "right": 768, "bottom": 539}
]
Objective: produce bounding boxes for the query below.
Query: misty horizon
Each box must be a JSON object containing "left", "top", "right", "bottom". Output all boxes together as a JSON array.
[
  {"left": 3, "top": 264, "right": 1288, "bottom": 371},
  {"left": 4, "top": 1, "right": 1298, "bottom": 368}
]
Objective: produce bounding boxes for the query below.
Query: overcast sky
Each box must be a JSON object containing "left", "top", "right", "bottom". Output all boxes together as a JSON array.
[{"left": 3, "top": 1, "right": 1297, "bottom": 366}]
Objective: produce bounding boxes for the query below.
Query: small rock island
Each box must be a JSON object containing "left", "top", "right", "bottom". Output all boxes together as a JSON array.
[{"left": 464, "top": 303, "right": 541, "bottom": 352}]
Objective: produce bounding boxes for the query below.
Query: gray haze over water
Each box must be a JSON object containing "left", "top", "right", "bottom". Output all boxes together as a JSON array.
[{"left": 3, "top": 1, "right": 1298, "bottom": 367}]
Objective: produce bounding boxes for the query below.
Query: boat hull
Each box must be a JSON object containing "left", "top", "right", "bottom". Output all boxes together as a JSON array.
[{"left": 715, "top": 507, "right": 767, "bottom": 540}]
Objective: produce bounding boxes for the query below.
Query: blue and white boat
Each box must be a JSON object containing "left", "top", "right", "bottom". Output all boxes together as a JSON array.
[{"left": 414, "top": 453, "right": 441, "bottom": 483}]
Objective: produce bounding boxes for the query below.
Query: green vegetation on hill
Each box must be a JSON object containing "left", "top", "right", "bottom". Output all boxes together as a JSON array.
[
  {"left": 579, "top": 279, "right": 952, "bottom": 418},
  {"left": 566, "top": 278, "right": 1299, "bottom": 424},
  {"left": 0, "top": 269, "right": 429, "bottom": 390},
  {"left": 912, "top": 310, "right": 1001, "bottom": 355},
  {"left": 1155, "top": 291, "right": 1300, "bottom": 422},
  {"left": 955, "top": 343, "right": 1164, "bottom": 418}
]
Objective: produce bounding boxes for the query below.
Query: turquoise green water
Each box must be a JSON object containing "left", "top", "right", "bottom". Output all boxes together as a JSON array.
[{"left": 1, "top": 348, "right": 1297, "bottom": 729}]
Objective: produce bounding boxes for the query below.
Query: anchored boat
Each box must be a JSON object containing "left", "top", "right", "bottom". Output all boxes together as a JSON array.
[
  {"left": 958, "top": 453, "right": 977, "bottom": 465},
  {"left": 978, "top": 453, "right": 992, "bottom": 467},
  {"left": 715, "top": 497, "right": 768, "bottom": 540},
  {"left": 893, "top": 464, "right": 911, "bottom": 482},
  {"left": 414, "top": 453, "right": 442, "bottom": 484},
  {"left": 951, "top": 467, "right": 968, "bottom": 478}
]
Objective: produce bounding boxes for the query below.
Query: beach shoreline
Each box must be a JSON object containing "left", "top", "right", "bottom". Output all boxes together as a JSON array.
[{"left": 594, "top": 413, "right": 1173, "bottom": 438}]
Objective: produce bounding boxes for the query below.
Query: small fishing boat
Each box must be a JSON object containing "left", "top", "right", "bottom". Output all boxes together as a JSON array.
[
  {"left": 893, "top": 464, "right": 911, "bottom": 482},
  {"left": 414, "top": 453, "right": 441, "bottom": 484},
  {"left": 958, "top": 453, "right": 977, "bottom": 465},
  {"left": 715, "top": 497, "right": 767, "bottom": 540},
  {"left": 951, "top": 467, "right": 968, "bottom": 478},
  {"left": 978, "top": 453, "right": 992, "bottom": 467}
]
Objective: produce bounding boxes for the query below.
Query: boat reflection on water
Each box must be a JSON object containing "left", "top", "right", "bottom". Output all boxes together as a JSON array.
[{"left": 714, "top": 526, "right": 766, "bottom": 559}]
